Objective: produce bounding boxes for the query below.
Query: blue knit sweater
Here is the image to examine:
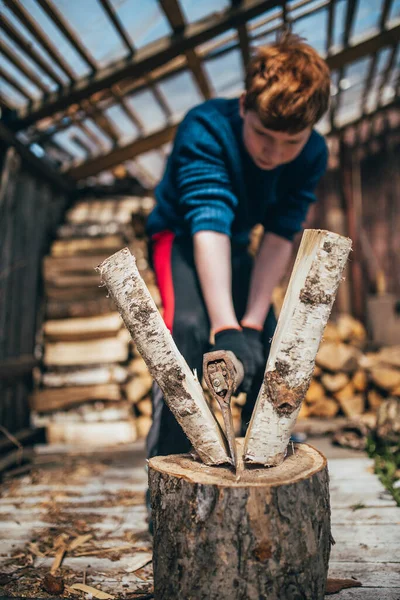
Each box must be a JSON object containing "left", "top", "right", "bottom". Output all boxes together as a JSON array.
[{"left": 146, "top": 98, "right": 328, "bottom": 244}]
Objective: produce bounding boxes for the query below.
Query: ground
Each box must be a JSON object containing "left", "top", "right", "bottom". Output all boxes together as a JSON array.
[{"left": 0, "top": 437, "right": 399, "bottom": 599}]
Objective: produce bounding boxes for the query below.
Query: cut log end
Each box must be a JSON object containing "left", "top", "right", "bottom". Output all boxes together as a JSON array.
[{"left": 149, "top": 442, "right": 331, "bottom": 600}]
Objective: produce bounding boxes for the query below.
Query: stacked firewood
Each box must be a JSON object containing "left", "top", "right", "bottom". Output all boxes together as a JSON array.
[
  {"left": 31, "top": 196, "right": 158, "bottom": 445},
  {"left": 299, "top": 314, "right": 400, "bottom": 422}
]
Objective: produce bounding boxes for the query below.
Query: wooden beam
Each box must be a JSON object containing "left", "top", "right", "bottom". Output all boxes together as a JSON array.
[
  {"left": 65, "top": 32, "right": 400, "bottom": 181},
  {"left": 342, "top": 0, "right": 357, "bottom": 47},
  {"left": 0, "top": 12, "right": 64, "bottom": 86},
  {"left": 159, "top": 0, "right": 213, "bottom": 99},
  {"left": 380, "top": 0, "right": 394, "bottom": 29},
  {"left": 232, "top": 0, "right": 252, "bottom": 70},
  {"left": 81, "top": 99, "right": 120, "bottom": 143},
  {"left": 13, "top": 0, "right": 278, "bottom": 128},
  {"left": 378, "top": 43, "right": 398, "bottom": 106},
  {"left": 3, "top": 0, "right": 76, "bottom": 81},
  {"left": 237, "top": 23, "right": 251, "bottom": 70},
  {"left": 334, "top": 0, "right": 365, "bottom": 127},
  {"left": 0, "top": 121, "right": 75, "bottom": 191},
  {"left": 326, "top": 0, "right": 335, "bottom": 55},
  {"left": 0, "top": 67, "right": 35, "bottom": 102},
  {"left": 0, "top": 39, "right": 50, "bottom": 93},
  {"left": 36, "top": 0, "right": 97, "bottom": 71},
  {"left": 98, "top": 0, "right": 134, "bottom": 54},
  {"left": 68, "top": 124, "right": 177, "bottom": 180}
]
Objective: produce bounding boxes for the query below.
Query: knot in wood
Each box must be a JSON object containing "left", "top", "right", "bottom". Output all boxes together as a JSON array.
[{"left": 264, "top": 370, "right": 308, "bottom": 417}]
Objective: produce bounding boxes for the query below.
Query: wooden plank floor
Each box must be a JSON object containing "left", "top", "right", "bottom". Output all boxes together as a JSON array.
[{"left": 0, "top": 442, "right": 399, "bottom": 598}]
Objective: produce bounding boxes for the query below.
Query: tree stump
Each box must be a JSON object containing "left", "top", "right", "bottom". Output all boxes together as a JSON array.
[{"left": 149, "top": 442, "right": 331, "bottom": 600}]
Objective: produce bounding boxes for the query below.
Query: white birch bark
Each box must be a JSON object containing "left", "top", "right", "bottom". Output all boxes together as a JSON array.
[
  {"left": 244, "top": 229, "right": 352, "bottom": 467},
  {"left": 97, "top": 248, "right": 230, "bottom": 466}
]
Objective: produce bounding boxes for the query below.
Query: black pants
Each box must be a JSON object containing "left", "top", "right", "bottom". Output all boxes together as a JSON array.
[{"left": 146, "top": 235, "right": 277, "bottom": 459}]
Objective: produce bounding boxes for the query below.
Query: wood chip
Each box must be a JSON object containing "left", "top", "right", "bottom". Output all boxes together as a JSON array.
[
  {"left": 51, "top": 544, "right": 66, "bottom": 574},
  {"left": 74, "top": 544, "right": 133, "bottom": 557},
  {"left": 326, "top": 577, "right": 362, "bottom": 594},
  {"left": 69, "top": 583, "right": 115, "bottom": 599},
  {"left": 124, "top": 553, "right": 153, "bottom": 573},
  {"left": 69, "top": 533, "right": 93, "bottom": 551}
]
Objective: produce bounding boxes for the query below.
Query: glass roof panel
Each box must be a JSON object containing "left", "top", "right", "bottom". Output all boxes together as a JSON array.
[
  {"left": 1, "top": 56, "right": 42, "bottom": 100},
  {"left": 135, "top": 150, "right": 166, "bottom": 183},
  {"left": 335, "top": 81, "right": 364, "bottom": 126},
  {"left": 331, "top": 0, "right": 347, "bottom": 51},
  {"left": 50, "top": 0, "right": 127, "bottom": 66},
  {"left": 0, "top": 31, "right": 58, "bottom": 91},
  {"left": 17, "top": 0, "right": 91, "bottom": 77},
  {"left": 117, "top": 0, "right": 172, "bottom": 49},
  {"left": 180, "top": 0, "right": 230, "bottom": 23},
  {"left": 314, "top": 112, "right": 330, "bottom": 135},
  {"left": 197, "top": 29, "right": 237, "bottom": 57},
  {"left": 52, "top": 126, "right": 90, "bottom": 160},
  {"left": 203, "top": 49, "right": 244, "bottom": 97},
  {"left": 351, "top": 0, "right": 385, "bottom": 44},
  {"left": 388, "top": 0, "right": 400, "bottom": 24},
  {"left": 104, "top": 104, "right": 140, "bottom": 144},
  {"left": 126, "top": 89, "right": 168, "bottom": 134},
  {"left": 292, "top": 7, "right": 329, "bottom": 56},
  {"left": 0, "top": 81, "right": 27, "bottom": 108},
  {"left": 288, "top": 0, "right": 326, "bottom": 20},
  {"left": 343, "top": 56, "right": 371, "bottom": 87},
  {"left": 0, "top": 1, "right": 70, "bottom": 84},
  {"left": 82, "top": 119, "right": 114, "bottom": 152},
  {"left": 157, "top": 71, "right": 204, "bottom": 122},
  {"left": 247, "top": 7, "right": 281, "bottom": 30}
]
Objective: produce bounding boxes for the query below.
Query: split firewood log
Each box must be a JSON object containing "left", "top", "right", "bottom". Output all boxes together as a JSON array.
[
  {"left": 322, "top": 322, "right": 341, "bottom": 343},
  {"left": 370, "top": 367, "right": 400, "bottom": 392},
  {"left": 30, "top": 383, "right": 122, "bottom": 412},
  {"left": 42, "top": 365, "right": 128, "bottom": 388},
  {"left": 46, "top": 419, "right": 137, "bottom": 446},
  {"left": 376, "top": 398, "right": 400, "bottom": 445},
  {"left": 125, "top": 374, "right": 153, "bottom": 404},
  {"left": 316, "top": 342, "right": 360, "bottom": 373},
  {"left": 305, "top": 380, "right": 325, "bottom": 404},
  {"left": 136, "top": 398, "right": 152, "bottom": 417},
  {"left": 367, "top": 389, "right": 385, "bottom": 410},
  {"left": 321, "top": 372, "right": 349, "bottom": 394},
  {"left": 136, "top": 415, "right": 152, "bottom": 439},
  {"left": 243, "top": 230, "right": 351, "bottom": 466},
  {"left": 51, "top": 235, "right": 124, "bottom": 257},
  {"left": 336, "top": 314, "right": 367, "bottom": 344},
  {"left": 43, "top": 313, "right": 122, "bottom": 342},
  {"left": 44, "top": 331, "right": 129, "bottom": 367},
  {"left": 352, "top": 369, "right": 368, "bottom": 392},
  {"left": 308, "top": 397, "right": 339, "bottom": 418},
  {"left": 335, "top": 383, "right": 364, "bottom": 417}
]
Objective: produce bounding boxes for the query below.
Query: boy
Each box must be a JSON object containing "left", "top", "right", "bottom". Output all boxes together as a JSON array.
[{"left": 146, "top": 32, "right": 331, "bottom": 459}]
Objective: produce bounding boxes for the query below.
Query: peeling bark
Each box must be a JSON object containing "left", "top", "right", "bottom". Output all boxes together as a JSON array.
[
  {"left": 97, "top": 248, "right": 230, "bottom": 466},
  {"left": 149, "top": 443, "right": 331, "bottom": 600},
  {"left": 244, "top": 230, "right": 352, "bottom": 466}
]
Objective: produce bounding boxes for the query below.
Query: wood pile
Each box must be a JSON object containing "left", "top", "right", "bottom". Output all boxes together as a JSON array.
[
  {"left": 31, "top": 196, "right": 158, "bottom": 445},
  {"left": 298, "top": 314, "right": 400, "bottom": 423}
]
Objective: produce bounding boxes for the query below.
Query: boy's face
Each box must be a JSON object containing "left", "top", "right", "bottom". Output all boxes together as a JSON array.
[{"left": 239, "top": 93, "right": 312, "bottom": 170}]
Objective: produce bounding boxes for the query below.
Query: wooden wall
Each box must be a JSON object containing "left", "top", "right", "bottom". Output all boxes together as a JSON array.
[{"left": 0, "top": 147, "right": 70, "bottom": 434}]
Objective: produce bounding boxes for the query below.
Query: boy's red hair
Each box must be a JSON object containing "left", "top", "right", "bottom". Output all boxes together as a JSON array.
[{"left": 244, "top": 32, "right": 330, "bottom": 132}]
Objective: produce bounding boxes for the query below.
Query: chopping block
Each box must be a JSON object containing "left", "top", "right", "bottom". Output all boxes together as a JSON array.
[{"left": 149, "top": 440, "right": 331, "bottom": 600}]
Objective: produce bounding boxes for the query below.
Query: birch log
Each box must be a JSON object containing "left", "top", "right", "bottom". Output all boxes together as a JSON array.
[
  {"left": 97, "top": 248, "right": 230, "bottom": 466},
  {"left": 244, "top": 230, "right": 352, "bottom": 467}
]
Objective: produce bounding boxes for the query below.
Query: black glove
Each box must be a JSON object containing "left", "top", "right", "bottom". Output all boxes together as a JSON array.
[
  {"left": 242, "top": 326, "right": 265, "bottom": 379},
  {"left": 213, "top": 328, "right": 255, "bottom": 393}
]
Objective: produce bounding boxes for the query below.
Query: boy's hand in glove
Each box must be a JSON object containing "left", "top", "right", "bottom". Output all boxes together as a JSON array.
[{"left": 213, "top": 327, "right": 261, "bottom": 393}]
